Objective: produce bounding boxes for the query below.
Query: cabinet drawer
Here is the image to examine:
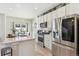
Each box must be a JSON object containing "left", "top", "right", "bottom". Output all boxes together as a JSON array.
[{"left": 52, "top": 42, "right": 76, "bottom": 56}]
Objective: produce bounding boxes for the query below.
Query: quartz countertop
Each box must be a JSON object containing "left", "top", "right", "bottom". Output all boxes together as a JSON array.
[{"left": 0, "top": 37, "right": 35, "bottom": 44}]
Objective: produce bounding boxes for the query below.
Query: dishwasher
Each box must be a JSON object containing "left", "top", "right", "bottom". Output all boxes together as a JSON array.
[{"left": 1, "top": 47, "right": 12, "bottom": 56}]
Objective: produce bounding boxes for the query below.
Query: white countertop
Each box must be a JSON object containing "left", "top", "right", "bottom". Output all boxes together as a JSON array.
[
  {"left": 0, "top": 37, "right": 35, "bottom": 56},
  {"left": 0, "top": 37, "right": 35, "bottom": 44}
]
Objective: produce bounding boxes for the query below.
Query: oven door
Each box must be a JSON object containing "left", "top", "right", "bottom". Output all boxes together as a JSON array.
[
  {"left": 38, "top": 34, "right": 44, "bottom": 42},
  {"left": 61, "top": 17, "right": 75, "bottom": 48},
  {"left": 38, "top": 33, "right": 44, "bottom": 47}
]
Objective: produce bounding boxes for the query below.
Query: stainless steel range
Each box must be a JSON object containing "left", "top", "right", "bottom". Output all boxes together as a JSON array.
[
  {"left": 38, "top": 30, "right": 45, "bottom": 48},
  {"left": 38, "top": 30, "right": 44, "bottom": 47}
]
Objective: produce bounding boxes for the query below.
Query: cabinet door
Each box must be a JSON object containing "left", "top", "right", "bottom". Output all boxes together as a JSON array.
[
  {"left": 40, "top": 16, "right": 43, "bottom": 23},
  {"left": 52, "top": 42, "right": 76, "bottom": 56},
  {"left": 52, "top": 43, "right": 58, "bottom": 56},
  {"left": 12, "top": 43, "right": 19, "bottom": 56},
  {"left": 47, "top": 12, "right": 52, "bottom": 30},
  {"left": 60, "top": 46, "right": 76, "bottom": 56},
  {"left": 51, "top": 10, "right": 57, "bottom": 19},
  {"left": 52, "top": 42, "right": 61, "bottom": 56},
  {"left": 51, "top": 6, "right": 65, "bottom": 19},
  {"left": 44, "top": 34, "right": 51, "bottom": 50},
  {"left": 66, "top": 3, "right": 79, "bottom": 15},
  {"left": 44, "top": 35, "right": 49, "bottom": 48},
  {"left": 38, "top": 16, "right": 44, "bottom": 29},
  {"left": 56, "top": 6, "right": 66, "bottom": 18},
  {"left": 59, "top": 44, "right": 76, "bottom": 56},
  {"left": 68, "top": 49, "right": 76, "bottom": 56},
  {"left": 38, "top": 17, "right": 41, "bottom": 29},
  {"left": 43, "top": 14, "right": 47, "bottom": 22}
]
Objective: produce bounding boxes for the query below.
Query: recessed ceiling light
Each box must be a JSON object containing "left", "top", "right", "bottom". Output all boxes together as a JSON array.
[
  {"left": 9, "top": 8, "right": 13, "bottom": 10},
  {"left": 35, "top": 8, "right": 38, "bottom": 10},
  {"left": 43, "top": 8, "right": 45, "bottom": 9}
]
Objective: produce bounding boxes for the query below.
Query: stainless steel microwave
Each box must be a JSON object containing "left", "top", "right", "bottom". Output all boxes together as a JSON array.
[{"left": 40, "top": 22, "right": 47, "bottom": 28}]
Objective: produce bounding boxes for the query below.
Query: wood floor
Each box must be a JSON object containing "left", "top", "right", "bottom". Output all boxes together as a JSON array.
[{"left": 12, "top": 40, "right": 52, "bottom": 56}]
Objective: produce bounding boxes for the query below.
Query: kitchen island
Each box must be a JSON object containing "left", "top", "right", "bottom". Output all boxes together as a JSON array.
[{"left": 0, "top": 37, "right": 35, "bottom": 56}]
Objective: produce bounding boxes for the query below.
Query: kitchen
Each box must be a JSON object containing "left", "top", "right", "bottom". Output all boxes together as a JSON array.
[
  {"left": 33, "top": 3, "right": 79, "bottom": 56},
  {"left": 0, "top": 3, "right": 79, "bottom": 56}
]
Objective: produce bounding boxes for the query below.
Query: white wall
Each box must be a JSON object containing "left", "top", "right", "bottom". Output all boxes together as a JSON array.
[
  {"left": 6, "top": 16, "right": 33, "bottom": 37},
  {"left": 0, "top": 13, "right": 5, "bottom": 40}
]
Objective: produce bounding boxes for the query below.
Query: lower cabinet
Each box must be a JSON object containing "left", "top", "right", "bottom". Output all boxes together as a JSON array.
[
  {"left": 52, "top": 43, "right": 59, "bottom": 56},
  {"left": 44, "top": 34, "right": 52, "bottom": 50},
  {"left": 11, "top": 43, "right": 19, "bottom": 56},
  {"left": 52, "top": 42, "right": 76, "bottom": 56}
]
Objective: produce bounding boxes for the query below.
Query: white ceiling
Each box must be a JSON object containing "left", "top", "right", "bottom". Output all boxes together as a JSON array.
[{"left": 0, "top": 3, "right": 59, "bottom": 19}]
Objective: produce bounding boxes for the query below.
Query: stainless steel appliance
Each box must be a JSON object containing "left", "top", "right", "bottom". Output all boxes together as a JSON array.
[
  {"left": 38, "top": 30, "right": 51, "bottom": 48},
  {"left": 52, "top": 17, "right": 61, "bottom": 43},
  {"left": 38, "top": 30, "right": 45, "bottom": 47},
  {"left": 40, "top": 22, "right": 47, "bottom": 28},
  {"left": 1, "top": 47, "right": 12, "bottom": 56},
  {"left": 61, "top": 14, "right": 79, "bottom": 56},
  {"left": 52, "top": 14, "right": 79, "bottom": 55},
  {"left": 61, "top": 15, "right": 76, "bottom": 48}
]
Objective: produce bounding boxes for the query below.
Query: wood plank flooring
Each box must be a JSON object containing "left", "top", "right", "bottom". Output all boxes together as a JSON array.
[{"left": 13, "top": 40, "right": 52, "bottom": 56}]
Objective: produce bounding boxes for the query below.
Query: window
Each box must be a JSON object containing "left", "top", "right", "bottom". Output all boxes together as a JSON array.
[{"left": 14, "top": 23, "right": 28, "bottom": 36}]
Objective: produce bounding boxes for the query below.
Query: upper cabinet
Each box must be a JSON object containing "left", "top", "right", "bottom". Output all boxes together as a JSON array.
[
  {"left": 43, "top": 14, "right": 48, "bottom": 22},
  {"left": 37, "top": 3, "right": 79, "bottom": 30},
  {"left": 52, "top": 3, "right": 79, "bottom": 18},
  {"left": 51, "top": 6, "right": 66, "bottom": 19},
  {"left": 38, "top": 16, "right": 43, "bottom": 29},
  {"left": 47, "top": 12, "right": 52, "bottom": 30},
  {"left": 56, "top": 6, "right": 66, "bottom": 18},
  {"left": 51, "top": 10, "right": 57, "bottom": 19},
  {"left": 37, "top": 17, "right": 40, "bottom": 29},
  {"left": 38, "top": 16, "right": 43, "bottom": 24},
  {"left": 66, "top": 3, "right": 79, "bottom": 15}
]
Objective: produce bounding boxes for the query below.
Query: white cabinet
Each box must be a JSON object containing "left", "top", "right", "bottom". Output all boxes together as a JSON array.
[
  {"left": 47, "top": 12, "right": 52, "bottom": 30},
  {"left": 38, "top": 17, "right": 41, "bottom": 29},
  {"left": 54, "top": 3, "right": 79, "bottom": 18},
  {"left": 52, "top": 42, "right": 76, "bottom": 56},
  {"left": 44, "top": 12, "right": 52, "bottom": 50},
  {"left": 39, "top": 16, "right": 44, "bottom": 23},
  {"left": 56, "top": 6, "right": 66, "bottom": 18},
  {"left": 66, "top": 3, "right": 79, "bottom": 15},
  {"left": 38, "top": 17, "right": 40, "bottom": 29},
  {"left": 44, "top": 34, "right": 52, "bottom": 50},
  {"left": 52, "top": 6, "right": 65, "bottom": 18},
  {"left": 51, "top": 10, "right": 57, "bottom": 19},
  {"left": 11, "top": 43, "right": 19, "bottom": 56},
  {"left": 38, "top": 16, "right": 44, "bottom": 29},
  {"left": 43, "top": 14, "right": 47, "bottom": 22},
  {"left": 51, "top": 6, "right": 66, "bottom": 19}
]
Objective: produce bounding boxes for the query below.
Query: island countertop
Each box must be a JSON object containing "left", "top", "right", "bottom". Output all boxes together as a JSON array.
[{"left": 0, "top": 37, "right": 35, "bottom": 44}]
